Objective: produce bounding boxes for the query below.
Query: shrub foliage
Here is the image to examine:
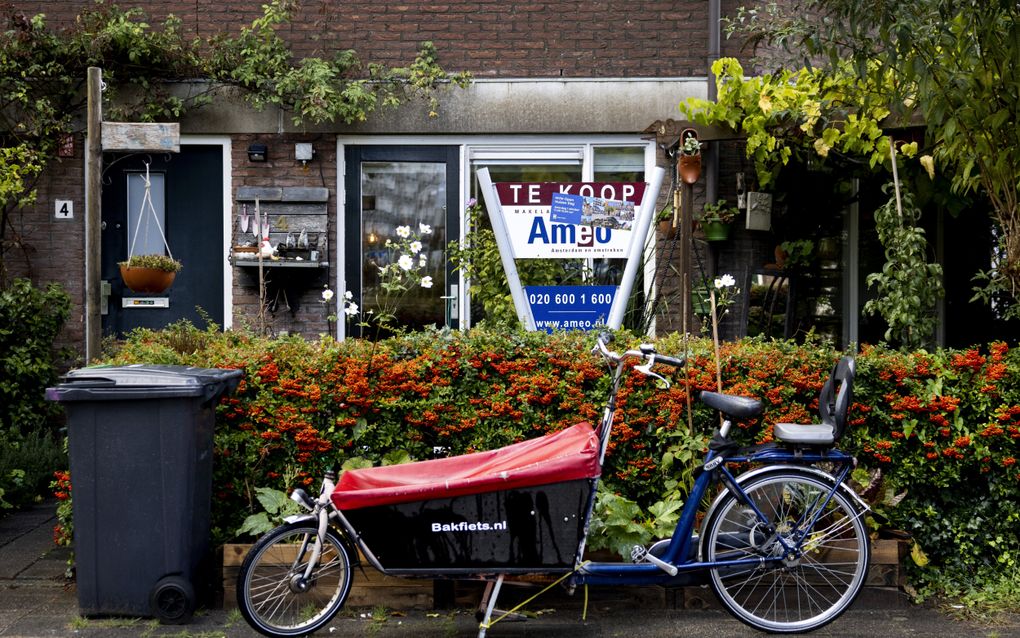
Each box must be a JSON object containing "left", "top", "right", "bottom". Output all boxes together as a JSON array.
[{"left": 89, "top": 323, "right": 1018, "bottom": 596}]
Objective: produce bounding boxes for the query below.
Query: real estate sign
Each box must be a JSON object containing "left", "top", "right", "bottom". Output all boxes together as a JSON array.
[
  {"left": 477, "top": 168, "right": 664, "bottom": 332},
  {"left": 493, "top": 182, "right": 647, "bottom": 259}
]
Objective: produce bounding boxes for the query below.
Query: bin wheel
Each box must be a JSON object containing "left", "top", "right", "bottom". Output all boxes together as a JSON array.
[{"left": 150, "top": 575, "right": 195, "bottom": 624}]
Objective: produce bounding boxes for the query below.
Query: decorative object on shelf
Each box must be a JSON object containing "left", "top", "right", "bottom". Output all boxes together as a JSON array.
[
  {"left": 119, "top": 162, "right": 180, "bottom": 294},
  {"left": 696, "top": 199, "right": 739, "bottom": 242},
  {"left": 677, "top": 129, "right": 702, "bottom": 185},
  {"left": 746, "top": 191, "right": 773, "bottom": 227},
  {"left": 118, "top": 254, "right": 182, "bottom": 293}
]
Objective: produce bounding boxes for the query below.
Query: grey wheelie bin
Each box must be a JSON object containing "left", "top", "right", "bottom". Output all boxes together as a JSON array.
[{"left": 46, "top": 365, "right": 243, "bottom": 624}]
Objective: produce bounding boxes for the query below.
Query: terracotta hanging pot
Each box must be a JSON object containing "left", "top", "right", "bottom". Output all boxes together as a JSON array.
[
  {"left": 678, "top": 153, "right": 702, "bottom": 184},
  {"left": 119, "top": 265, "right": 177, "bottom": 294},
  {"left": 657, "top": 220, "right": 678, "bottom": 240}
]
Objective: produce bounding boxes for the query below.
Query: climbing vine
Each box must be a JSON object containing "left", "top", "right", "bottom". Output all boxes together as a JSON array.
[
  {"left": 679, "top": 57, "right": 924, "bottom": 190},
  {"left": 863, "top": 182, "right": 944, "bottom": 349}
]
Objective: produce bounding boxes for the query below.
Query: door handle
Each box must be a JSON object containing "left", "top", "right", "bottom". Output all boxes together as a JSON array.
[{"left": 100, "top": 280, "right": 111, "bottom": 315}]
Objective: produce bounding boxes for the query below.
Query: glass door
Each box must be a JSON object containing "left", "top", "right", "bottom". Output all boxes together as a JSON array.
[{"left": 344, "top": 146, "right": 460, "bottom": 338}]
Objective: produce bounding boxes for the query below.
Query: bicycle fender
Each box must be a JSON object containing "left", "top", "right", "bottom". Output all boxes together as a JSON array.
[
  {"left": 283, "top": 513, "right": 318, "bottom": 525},
  {"left": 697, "top": 464, "right": 869, "bottom": 551}
]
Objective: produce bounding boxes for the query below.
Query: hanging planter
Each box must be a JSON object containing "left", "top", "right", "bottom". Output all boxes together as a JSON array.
[
  {"left": 119, "top": 162, "right": 182, "bottom": 294},
  {"left": 677, "top": 130, "right": 702, "bottom": 184},
  {"left": 696, "top": 199, "right": 739, "bottom": 242},
  {"left": 701, "top": 221, "right": 731, "bottom": 241},
  {"left": 119, "top": 255, "right": 182, "bottom": 293}
]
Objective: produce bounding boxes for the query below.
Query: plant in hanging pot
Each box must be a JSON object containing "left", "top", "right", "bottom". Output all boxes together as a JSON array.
[
  {"left": 656, "top": 205, "right": 678, "bottom": 239},
  {"left": 678, "top": 134, "right": 702, "bottom": 184},
  {"left": 118, "top": 254, "right": 182, "bottom": 294},
  {"left": 696, "top": 199, "right": 739, "bottom": 241}
]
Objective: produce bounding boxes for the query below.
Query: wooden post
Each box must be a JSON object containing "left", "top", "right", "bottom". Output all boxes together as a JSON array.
[{"left": 85, "top": 67, "right": 103, "bottom": 362}]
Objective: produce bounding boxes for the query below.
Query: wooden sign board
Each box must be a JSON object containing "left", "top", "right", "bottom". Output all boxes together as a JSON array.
[{"left": 101, "top": 122, "right": 180, "bottom": 153}]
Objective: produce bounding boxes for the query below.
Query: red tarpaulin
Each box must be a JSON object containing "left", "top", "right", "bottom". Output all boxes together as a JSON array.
[{"left": 331, "top": 422, "right": 600, "bottom": 510}]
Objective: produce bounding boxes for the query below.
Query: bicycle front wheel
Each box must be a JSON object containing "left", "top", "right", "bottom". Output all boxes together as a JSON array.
[
  {"left": 237, "top": 521, "right": 353, "bottom": 637},
  {"left": 702, "top": 470, "right": 869, "bottom": 633}
]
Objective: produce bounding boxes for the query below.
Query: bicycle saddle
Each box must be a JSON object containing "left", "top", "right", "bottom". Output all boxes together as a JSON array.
[{"left": 700, "top": 391, "right": 763, "bottom": 419}]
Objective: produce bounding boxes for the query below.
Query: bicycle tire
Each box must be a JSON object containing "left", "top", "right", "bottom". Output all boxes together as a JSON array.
[
  {"left": 701, "top": 470, "right": 869, "bottom": 633},
  {"left": 237, "top": 521, "right": 353, "bottom": 638}
]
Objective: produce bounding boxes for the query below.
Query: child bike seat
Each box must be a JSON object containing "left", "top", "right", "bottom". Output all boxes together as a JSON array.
[{"left": 774, "top": 357, "right": 855, "bottom": 446}]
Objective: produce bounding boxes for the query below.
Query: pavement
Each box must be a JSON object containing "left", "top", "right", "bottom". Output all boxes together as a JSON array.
[{"left": 2, "top": 500, "right": 1019, "bottom": 637}]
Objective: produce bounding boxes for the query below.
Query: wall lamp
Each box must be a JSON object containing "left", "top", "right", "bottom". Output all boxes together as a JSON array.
[{"left": 247, "top": 143, "right": 268, "bottom": 162}]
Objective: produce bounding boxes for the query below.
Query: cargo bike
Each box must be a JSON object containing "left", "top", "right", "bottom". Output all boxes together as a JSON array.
[{"left": 236, "top": 334, "right": 870, "bottom": 636}]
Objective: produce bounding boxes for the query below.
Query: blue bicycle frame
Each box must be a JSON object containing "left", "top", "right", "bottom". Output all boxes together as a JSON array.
[{"left": 572, "top": 338, "right": 859, "bottom": 587}]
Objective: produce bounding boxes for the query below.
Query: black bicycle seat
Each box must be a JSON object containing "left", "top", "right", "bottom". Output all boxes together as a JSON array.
[{"left": 700, "top": 391, "right": 763, "bottom": 419}]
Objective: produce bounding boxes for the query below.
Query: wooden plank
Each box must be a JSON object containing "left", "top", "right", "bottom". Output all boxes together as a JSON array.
[{"left": 101, "top": 122, "right": 180, "bottom": 152}]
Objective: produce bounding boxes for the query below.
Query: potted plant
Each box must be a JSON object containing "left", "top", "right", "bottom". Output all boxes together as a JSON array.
[
  {"left": 696, "top": 199, "right": 739, "bottom": 241},
  {"left": 118, "top": 254, "right": 182, "bottom": 293},
  {"left": 678, "top": 133, "right": 702, "bottom": 184},
  {"left": 656, "top": 205, "right": 678, "bottom": 239}
]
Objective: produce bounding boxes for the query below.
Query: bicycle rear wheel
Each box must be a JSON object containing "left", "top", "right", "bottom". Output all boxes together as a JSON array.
[
  {"left": 237, "top": 521, "right": 353, "bottom": 637},
  {"left": 702, "top": 470, "right": 869, "bottom": 633}
]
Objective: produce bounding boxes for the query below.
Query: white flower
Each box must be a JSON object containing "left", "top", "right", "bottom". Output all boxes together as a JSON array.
[
  {"left": 344, "top": 302, "right": 359, "bottom": 317},
  {"left": 419, "top": 254, "right": 427, "bottom": 267},
  {"left": 420, "top": 276, "right": 433, "bottom": 289},
  {"left": 396, "top": 225, "right": 411, "bottom": 238},
  {"left": 344, "top": 290, "right": 353, "bottom": 300},
  {"left": 715, "top": 274, "right": 736, "bottom": 289},
  {"left": 398, "top": 255, "right": 414, "bottom": 271},
  {"left": 321, "top": 288, "right": 335, "bottom": 302},
  {"left": 409, "top": 241, "right": 422, "bottom": 254},
  {"left": 419, "top": 223, "right": 433, "bottom": 235}
]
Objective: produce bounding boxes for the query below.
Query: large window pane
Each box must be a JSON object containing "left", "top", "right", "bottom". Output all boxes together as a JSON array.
[{"left": 361, "top": 161, "right": 447, "bottom": 334}]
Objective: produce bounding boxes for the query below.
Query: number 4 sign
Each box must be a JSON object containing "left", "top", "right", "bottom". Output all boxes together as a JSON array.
[{"left": 55, "top": 200, "right": 74, "bottom": 220}]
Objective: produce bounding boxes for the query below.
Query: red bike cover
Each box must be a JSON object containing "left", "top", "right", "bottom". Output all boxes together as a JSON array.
[{"left": 331, "top": 422, "right": 600, "bottom": 510}]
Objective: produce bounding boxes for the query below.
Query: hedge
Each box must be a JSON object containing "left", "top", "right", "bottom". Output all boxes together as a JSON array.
[{"left": 77, "top": 322, "right": 1019, "bottom": 595}]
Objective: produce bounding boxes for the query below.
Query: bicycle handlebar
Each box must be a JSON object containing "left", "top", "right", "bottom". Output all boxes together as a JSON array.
[{"left": 593, "top": 334, "right": 686, "bottom": 371}]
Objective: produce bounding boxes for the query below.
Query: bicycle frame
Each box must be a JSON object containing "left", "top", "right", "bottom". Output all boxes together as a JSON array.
[{"left": 570, "top": 337, "right": 862, "bottom": 586}]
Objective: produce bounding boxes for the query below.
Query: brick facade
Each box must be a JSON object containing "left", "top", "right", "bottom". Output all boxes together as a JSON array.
[
  {"left": 8, "top": 0, "right": 762, "bottom": 357},
  {"left": 16, "top": 1, "right": 748, "bottom": 78}
]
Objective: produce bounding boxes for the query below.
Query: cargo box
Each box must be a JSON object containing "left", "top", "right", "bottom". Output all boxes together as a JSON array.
[{"left": 332, "top": 422, "right": 601, "bottom": 574}]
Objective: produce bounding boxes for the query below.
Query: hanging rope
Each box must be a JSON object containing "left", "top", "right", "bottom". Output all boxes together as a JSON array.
[{"left": 127, "top": 161, "right": 174, "bottom": 260}]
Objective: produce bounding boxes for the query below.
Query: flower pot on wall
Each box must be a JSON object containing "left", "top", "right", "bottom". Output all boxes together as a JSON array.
[
  {"left": 119, "top": 265, "right": 176, "bottom": 294},
  {"left": 701, "top": 221, "right": 731, "bottom": 241},
  {"left": 678, "top": 153, "right": 702, "bottom": 184}
]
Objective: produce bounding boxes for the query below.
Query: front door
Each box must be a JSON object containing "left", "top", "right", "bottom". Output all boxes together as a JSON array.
[
  {"left": 344, "top": 146, "right": 460, "bottom": 337},
  {"left": 101, "top": 145, "right": 224, "bottom": 336}
]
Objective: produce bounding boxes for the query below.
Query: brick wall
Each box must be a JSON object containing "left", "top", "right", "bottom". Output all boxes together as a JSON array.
[
  {"left": 8, "top": 0, "right": 770, "bottom": 355},
  {"left": 5, "top": 136, "right": 87, "bottom": 360},
  {"left": 15, "top": 1, "right": 732, "bottom": 78},
  {"left": 231, "top": 133, "right": 338, "bottom": 338}
]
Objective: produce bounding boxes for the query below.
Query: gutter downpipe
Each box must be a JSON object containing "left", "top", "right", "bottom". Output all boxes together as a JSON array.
[{"left": 707, "top": 0, "right": 721, "bottom": 206}]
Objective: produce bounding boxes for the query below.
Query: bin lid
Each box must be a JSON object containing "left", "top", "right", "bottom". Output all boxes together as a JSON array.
[{"left": 46, "top": 364, "right": 243, "bottom": 403}]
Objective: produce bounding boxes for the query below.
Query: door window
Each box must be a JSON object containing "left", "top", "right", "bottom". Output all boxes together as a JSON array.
[
  {"left": 126, "top": 172, "right": 167, "bottom": 256},
  {"left": 361, "top": 161, "right": 447, "bottom": 334}
]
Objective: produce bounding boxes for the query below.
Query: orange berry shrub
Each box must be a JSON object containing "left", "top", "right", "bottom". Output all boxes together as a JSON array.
[{"left": 90, "top": 322, "right": 1017, "bottom": 592}]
